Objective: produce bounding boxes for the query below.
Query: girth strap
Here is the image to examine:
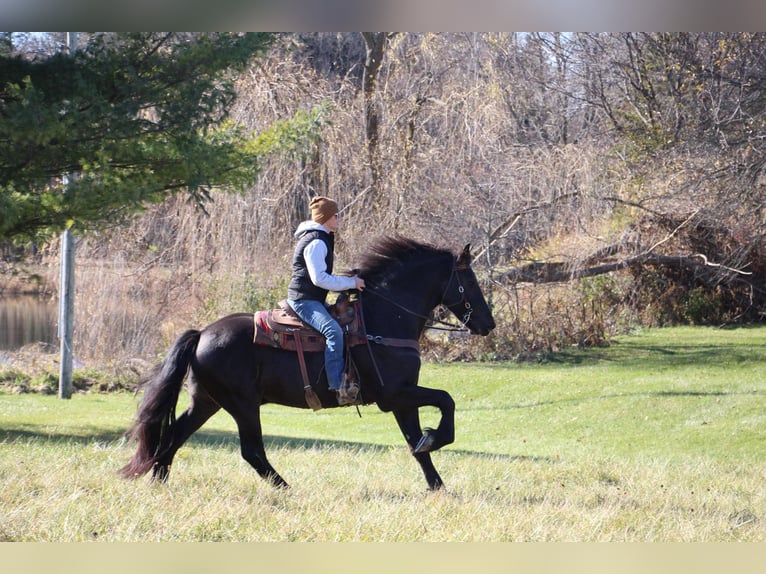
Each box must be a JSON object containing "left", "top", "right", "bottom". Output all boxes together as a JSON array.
[{"left": 365, "top": 334, "right": 420, "bottom": 351}]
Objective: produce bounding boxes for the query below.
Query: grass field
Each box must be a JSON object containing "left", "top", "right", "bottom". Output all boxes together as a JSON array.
[{"left": 1, "top": 326, "right": 765, "bottom": 541}]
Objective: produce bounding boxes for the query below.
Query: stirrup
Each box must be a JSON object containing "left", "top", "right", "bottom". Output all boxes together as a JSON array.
[{"left": 336, "top": 377, "right": 361, "bottom": 406}]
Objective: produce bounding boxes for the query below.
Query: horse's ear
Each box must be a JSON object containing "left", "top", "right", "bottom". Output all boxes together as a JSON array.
[{"left": 457, "top": 244, "right": 472, "bottom": 268}]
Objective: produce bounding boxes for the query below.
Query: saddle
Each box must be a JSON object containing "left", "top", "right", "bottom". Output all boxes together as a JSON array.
[
  {"left": 252, "top": 291, "right": 419, "bottom": 411},
  {"left": 253, "top": 291, "right": 365, "bottom": 352},
  {"left": 253, "top": 292, "right": 366, "bottom": 411}
]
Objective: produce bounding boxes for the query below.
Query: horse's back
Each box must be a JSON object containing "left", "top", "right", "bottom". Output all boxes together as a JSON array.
[
  {"left": 205, "top": 312, "right": 254, "bottom": 331},
  {"left": 195, "top": 313, "right": 255, "bottom": 362}
]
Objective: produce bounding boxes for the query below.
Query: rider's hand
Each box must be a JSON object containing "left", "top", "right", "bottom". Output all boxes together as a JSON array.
[{"left": 354, "top": 276, "right": 366, "bottom": 291}]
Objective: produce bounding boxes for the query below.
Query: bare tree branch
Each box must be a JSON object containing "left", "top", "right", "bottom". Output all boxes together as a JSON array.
[
  {"left": 497, "top": 251, "right": 752, "bottom": 285},
  {"left": 474, "top": 192, "right": 580, "bottom": 263}
]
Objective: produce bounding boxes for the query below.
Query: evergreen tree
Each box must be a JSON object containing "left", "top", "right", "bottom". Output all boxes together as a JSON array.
[{"left": 0, "top": 32, "right": 317, "bottom": 242}]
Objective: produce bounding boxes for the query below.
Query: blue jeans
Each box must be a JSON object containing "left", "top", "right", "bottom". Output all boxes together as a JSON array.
[{"left": 286, "top": 299, "right": 345, "bottom": 391}]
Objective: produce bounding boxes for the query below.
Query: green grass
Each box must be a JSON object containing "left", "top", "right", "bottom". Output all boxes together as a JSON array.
[{"left": 1, "top": 326, "right": 765, "bottom": 541}]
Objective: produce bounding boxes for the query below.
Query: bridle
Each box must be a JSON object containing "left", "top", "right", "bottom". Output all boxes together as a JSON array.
[{"left": 439, "top": 261, "right": 474, "bottom": 330}]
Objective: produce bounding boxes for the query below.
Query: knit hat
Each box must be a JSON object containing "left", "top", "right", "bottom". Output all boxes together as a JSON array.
[{"left": 310, "top": 196, "right": 339, "bottom": 224}]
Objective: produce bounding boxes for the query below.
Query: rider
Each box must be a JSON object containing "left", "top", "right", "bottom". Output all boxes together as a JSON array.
[{"left": 286, "top": 196, "right": 365, "bottom": 405}]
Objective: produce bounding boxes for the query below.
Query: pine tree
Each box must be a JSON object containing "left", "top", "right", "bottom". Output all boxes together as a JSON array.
[{"left": 0, "top": 32, "right": 319, "bottom": 242}]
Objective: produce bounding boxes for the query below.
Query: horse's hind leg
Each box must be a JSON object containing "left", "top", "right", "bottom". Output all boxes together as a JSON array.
[
  {"left": 234, "top": 410, "right": 289, "bottom": 489},
  {"left": 393, "top": 408, "right": 444, "bottom": 490},
  {"left": 152, "top": 378, "right": 220, "bottom": 481}
]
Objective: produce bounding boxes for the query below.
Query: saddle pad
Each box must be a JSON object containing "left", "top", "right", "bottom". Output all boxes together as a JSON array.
[{"left": 253, "top": 310, "right": 325, "bottom": 352}]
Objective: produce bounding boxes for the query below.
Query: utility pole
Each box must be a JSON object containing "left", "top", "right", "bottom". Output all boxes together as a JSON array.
[{"left": 58, "top": 32, "right": 77, "bottom": 400}]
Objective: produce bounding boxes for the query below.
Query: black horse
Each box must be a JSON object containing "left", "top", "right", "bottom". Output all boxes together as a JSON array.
[{"left": 120, "top": 236, "right": 495, "bottom": 490}]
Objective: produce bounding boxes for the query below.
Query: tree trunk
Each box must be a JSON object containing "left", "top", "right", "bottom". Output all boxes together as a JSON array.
[{"left": 361, "top": 33, "right": 388, "bottom": 200}]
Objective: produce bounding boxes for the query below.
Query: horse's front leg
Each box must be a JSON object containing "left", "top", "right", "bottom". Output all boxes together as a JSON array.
[
  {"left": 392, "top": 407, "right": 444, "bottom": 490},
  {"left": 382, "top": 385, "right": 456, "bottom": 452}
]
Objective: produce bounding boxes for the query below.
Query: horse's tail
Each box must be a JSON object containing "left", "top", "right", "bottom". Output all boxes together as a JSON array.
[{"left": 119, "top": 329, "right": 201, "bottom": 479}]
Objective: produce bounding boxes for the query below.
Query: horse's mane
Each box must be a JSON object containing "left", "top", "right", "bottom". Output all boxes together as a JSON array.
[{"left": 356, "top": 235, "right": 453, "bottom": 285}]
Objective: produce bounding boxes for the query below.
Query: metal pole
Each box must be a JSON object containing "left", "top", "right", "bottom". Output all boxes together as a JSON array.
[
  {"left": 58, "top": 218, "right": 75, "bottom": 399},
  {"left": 58, "top": 32, "right": 78, "bottom": 400}
]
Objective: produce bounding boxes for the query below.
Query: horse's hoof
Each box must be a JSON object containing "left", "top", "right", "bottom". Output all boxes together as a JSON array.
[{"left": 412, "top": 430, "right": 435, "bottom": 454}]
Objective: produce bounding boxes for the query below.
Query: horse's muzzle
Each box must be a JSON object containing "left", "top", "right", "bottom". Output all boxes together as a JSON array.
[{"left": 471, "top": 319, "right": 495, "bottom": 336}]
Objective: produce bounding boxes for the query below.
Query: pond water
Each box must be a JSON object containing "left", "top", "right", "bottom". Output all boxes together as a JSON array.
[{"left": 0, "top": 296, "right": 57, "bottom": 351}]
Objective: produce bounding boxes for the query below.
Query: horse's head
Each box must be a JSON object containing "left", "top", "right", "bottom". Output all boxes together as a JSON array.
[
  {"left": 358, "top": 236, "right": 496, "bottom": 337},
  {"left": 442, "top": 244, "right": 496, "bottom": 336}
]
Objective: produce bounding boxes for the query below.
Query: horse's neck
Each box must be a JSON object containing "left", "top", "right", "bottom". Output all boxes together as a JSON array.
[{"left": 363, "top": 271, "right": 445, "bottom": 339}]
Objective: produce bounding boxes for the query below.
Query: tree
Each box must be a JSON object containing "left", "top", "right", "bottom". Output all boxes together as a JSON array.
[
  {"left": 0, "top": 32, "right": 322, "bottom": 242},
  {"left": 361, "top": 32, "right": 390, "bottom": 199}
]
